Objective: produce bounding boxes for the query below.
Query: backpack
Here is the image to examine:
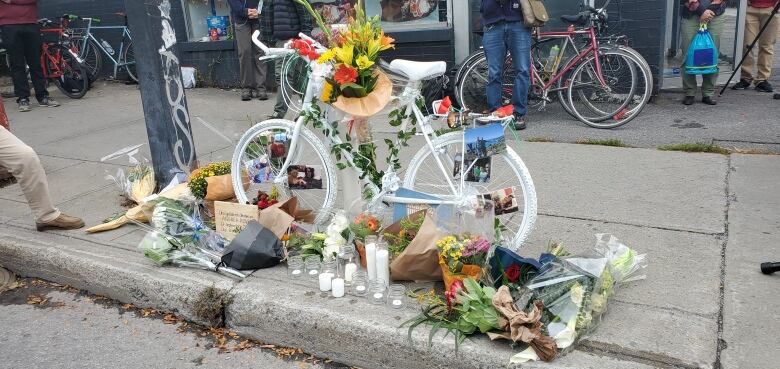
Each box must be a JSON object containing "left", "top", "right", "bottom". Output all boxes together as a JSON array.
[
  {"left": 520, "top": 0, "right": 549, "bottom": 28},
  {"left": 685, "top": 23, "right": 719, "bottom": 75}
]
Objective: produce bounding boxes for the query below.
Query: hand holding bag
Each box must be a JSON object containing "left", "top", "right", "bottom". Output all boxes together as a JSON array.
[
  {"left": 520, "top": 0, "right": 549, "bottom": 28},
  {"left": 685, "top": 23, "right": 719, "bottom": 75}
]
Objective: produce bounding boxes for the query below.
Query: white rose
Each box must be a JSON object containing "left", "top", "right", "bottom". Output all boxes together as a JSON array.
[
  {"left": 331, "top": 214, "right": 349, "bottom": 231},
  {"left": 323, "top": 235, "right": 345, "bottom": 258},
  {"left": 570, "top": 284, "right": 584, "bottom": 306}
]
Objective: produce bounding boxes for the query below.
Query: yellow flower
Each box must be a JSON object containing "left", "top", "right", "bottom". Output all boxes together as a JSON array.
[
  {"left": 317, "top": 49, "right": 336, "bottom": 64},
  {"left": 334, "top": 44, "right": 354, "bottom": 66},
  {"left": 320, "top": 81, "right": 334, "bottom": 101},
  {"left": 356, "top": 55, "right": 374, "bottom": 70}
]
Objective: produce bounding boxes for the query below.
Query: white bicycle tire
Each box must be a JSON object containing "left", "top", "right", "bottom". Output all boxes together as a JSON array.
[
  {"left": 231, "top": 119, "right": 338, "bottom": 225},
  {"left": 403, "top": 132, "right": 537, "bottom": 251}
]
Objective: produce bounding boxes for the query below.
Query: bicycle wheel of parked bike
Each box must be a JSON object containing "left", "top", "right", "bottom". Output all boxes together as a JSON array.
[
  {"left": 231, "top": 119, "right": 338, "bottom": 226},
  {"left": 567, "top": 49, "right": 645, "bottom": 129},
  {"left": 404, "top": 131, "right": 537, "bottom": 251},
  {"left": 457, "top": 54, "right": 516, "bottom": 114},
  {"left": 122, "top": 40, "right": 138, "bottom": 83},
  {"left": 279, "top": 53, "right": 310, "bottom": 113},
  {"left": 79, "top": 38, "right": 102, "bottom": 84},
  {"left": 46, "top": 45, "right": 89, "bottom": 99}
]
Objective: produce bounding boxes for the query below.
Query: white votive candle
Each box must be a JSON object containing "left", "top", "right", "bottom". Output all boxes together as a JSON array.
[
  {"left": 344, "top": 263, "right": 357, "bottom": 282},
  {"left": 319, "top": 272, "right": 333, "bottom": 291},
  {"left": 392, "top": 299, "right": 403, "bottom": 307},
  {"left": 373, "top": 292, "right": 384, "bottom": 299},
  {"left": 365, "top": 242, "right": 377, "bottom": 281},
  {"left": 331, "top": 278, "right": 345, "bottom": 297},
  {"left": 355, "top": 285, "right": 366, "bottom": 292},
  {"left": 291, "top": 269, "right": 302, "bottom": 276},
  {"left": 376, "top": 249, "right": 390, "bottom": 287},
  {"left": 308, "top": 269, "right": 318, "bottom": 276}
]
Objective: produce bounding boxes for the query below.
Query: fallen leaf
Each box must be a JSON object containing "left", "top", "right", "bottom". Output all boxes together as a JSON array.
[
  {"left": 163, "top": 314, "right": 179, "bottom": 324},
  {"left": 297, "top": 362, "right": 308, "bottom": 369},
  {"left": 121, "top": 303, "right": 134, "bottom": 310},
  {"left": 26, "top": 295, "right": 48, "bottom": 305},
  {"left": 259, "top": 344, "right": 276, "bottom": 349},
  {"left": 122, "top": 319, "right": 129, "bottom": 325}
]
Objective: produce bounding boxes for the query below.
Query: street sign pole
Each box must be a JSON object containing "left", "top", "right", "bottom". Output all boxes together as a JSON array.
[{"left": 124, "top": 0, "right": 197, "bottom": 187}]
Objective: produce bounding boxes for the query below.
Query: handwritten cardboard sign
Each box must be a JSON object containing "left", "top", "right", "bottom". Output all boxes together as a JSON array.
[{"left": 214, "top": 201, "right": 260, "bottom": 241}]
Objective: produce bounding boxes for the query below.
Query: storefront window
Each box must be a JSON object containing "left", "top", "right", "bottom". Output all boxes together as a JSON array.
[
  {"left": 182, "top": 0, "right": 231, "bottom": 41},
  {"left": 310, "top": 0, "right": 450, "bottom": 31}
]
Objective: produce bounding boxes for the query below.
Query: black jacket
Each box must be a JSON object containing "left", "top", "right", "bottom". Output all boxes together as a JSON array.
[{"left": 260, "top": 0, "right": 313, "bottom": 42}]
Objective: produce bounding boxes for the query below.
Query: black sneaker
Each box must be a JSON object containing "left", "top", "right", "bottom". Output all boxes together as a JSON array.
[
  {"left": 267, "top": 111, "right": 286, "bottom": 120},
  {"left": 731, "top": 79, "right": 751, "bottom": 90},
  {"left": 18, "top": 98, "right": 31, "bottom": 112},
  {"left": 241, "top": 89, "right": 253, "bottom": 101},
  {"left": 755, "top": 81, "right": 774, "bottom": 93},
  {"left": 774, "top": 93, "right": 780, "bottom": 100},
  {"left": 512, "top": 113, "right": 527, "bottom": 130},
  {"left": 683, "top": 96, "right": 695, "bottom": 105},
  {"left": 256, "top": 91, "right": 269, "bottom": 101},
  {"left": 702, "top": 96, "right": 717, "bottom": 105},
  {"left": 38, "top": 96, "right": 60, "bottom": 107}
]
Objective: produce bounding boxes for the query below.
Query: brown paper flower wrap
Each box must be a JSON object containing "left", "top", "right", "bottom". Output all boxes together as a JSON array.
[
  {"left": 486, "top": 286, "right": 557, "bottom": 362},
  {"left": 188, "top": 169, "right": 250, "bottom": 202},
  {"left": 439, "top": 256, "right": 482, "bottom": 292},
  {"left": 331, "top": 71, "right": 392, "bottom": 118}
]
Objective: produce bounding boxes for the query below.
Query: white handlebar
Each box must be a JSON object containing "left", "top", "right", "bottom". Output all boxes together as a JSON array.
[{"left": 251, "top": 30, "right": 292, "bottom": 58}]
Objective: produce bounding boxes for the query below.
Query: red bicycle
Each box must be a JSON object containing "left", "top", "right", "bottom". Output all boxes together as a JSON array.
[{"left": 38, "top": 18, "right": 89, "bottom": 99}]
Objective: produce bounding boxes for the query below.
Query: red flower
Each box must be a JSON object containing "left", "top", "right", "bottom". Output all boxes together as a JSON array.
[
  {"left": 505, "top": 264, "right": 521, "bottom": 283},
  {"left": 445, "top": 280, "right": 465, "bottom": 312},
  {"left": 334, "top": 64, "right": 358, "bottom": 85}
]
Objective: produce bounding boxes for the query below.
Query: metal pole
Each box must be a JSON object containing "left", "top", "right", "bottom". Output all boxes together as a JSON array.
[
  {"left": 124, "top": 0, "right": 197, "bottom": 187},
  {"left": 719, "top": 0, "right": 780, "bottom": 96}
]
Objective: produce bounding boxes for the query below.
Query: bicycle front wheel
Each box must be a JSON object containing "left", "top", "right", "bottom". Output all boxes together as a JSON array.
[
  {"left": 122, "top": 40, "right": 138, "bottom": 83},
  {"left": 49, "top": 45, "right": 89, "bottom": 99},
  {"left": 231, "top": 119, "right": 338, "bottom": 226},
  {"left": 279, "top": 53, "right": 310, "bottom": 113},
  {"left": 78, "top": 39, "right": 102, "bottom": 84},
  {"left": 404, "top": 132, "right": 537, "bottom": 251}
]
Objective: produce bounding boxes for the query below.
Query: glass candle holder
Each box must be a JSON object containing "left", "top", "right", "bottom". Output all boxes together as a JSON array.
[
  {"left": 375, "top": 240, "right": 390, "bottom": 287},
  {"left": 339, "top": 244, "right": 358, "bottom": 286},
  {"left": 287, "top": 255, "right": 304, "bottom": 279},
  {"left": 364, "top": 235, "right": 378, "bottom": 282},
  {"left": 305, "top": 257, "right": 320, "bottom": 281},
  {"left": 351, "top": 270, "right": 368, "bottom": 297},
  {"left": 368, "top": 281, "right": 386, "bottom": 305},
  {"left": 319, "top": 259, "right": 337, "bottom": 292},
  {"left": 388, "top": 284, "right": 406, "bottom": 309}
]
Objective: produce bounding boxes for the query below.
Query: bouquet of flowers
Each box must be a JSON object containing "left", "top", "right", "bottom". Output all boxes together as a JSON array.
[
  {"left": 101, "top": 144, "right": 155, "bottom": 205},
  {"left": 294, "top": 210, "right": 351, "bottom": 261},
  {"left": 350, "top": 212, "right": 381, "bottom": 242},
  {"left": 188, "top": 161, "right": 236, "bottom": 201},
  {"left": 436, "top": 234, "right": 490, "bottom": 290},
  {"left": 382, "top": 213, "right": 422, "bottom": 257}
]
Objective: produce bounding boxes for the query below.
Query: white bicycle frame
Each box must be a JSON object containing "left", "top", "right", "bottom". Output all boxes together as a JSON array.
[{"left": 251, "top": 31, "right": 468, "bottom": 210}]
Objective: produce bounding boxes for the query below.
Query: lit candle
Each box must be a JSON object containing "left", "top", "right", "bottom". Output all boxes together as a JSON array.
[
  {"left": 376, "top": 249, "right": 390, "bottom": 287},
  {"left": 355, "top": 285, "right": 366, "bottom": 292},
  {"left": 308, "top": 269, "right": 318, "bottom": 276},
  {"left": 319, "top": 272, "right": 333, "bottom": 292},
  {"left": 291, "top": 269, "right": 302, "bottom": 276},
  {"left": 344, "top": 263, "right": 357, "bottom": 282},
  {"left": 332, "top": 278, "right": 345, "bottom": 298},
  {"left": 392, "top": 299, "right": 403, "bottom": 307},
  {"left": 373, "top": 292, "right": 384, "bottom": 299},
  {"left": 365, "top": 242, "right": 377, "bottom": 281}
]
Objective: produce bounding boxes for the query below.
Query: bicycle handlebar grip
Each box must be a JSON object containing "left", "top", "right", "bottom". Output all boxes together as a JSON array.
[{"left": 761, "top": 262, "right": 780, "bottom": 275}]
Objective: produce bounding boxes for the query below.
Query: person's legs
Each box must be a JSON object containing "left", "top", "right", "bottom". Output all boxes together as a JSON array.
[
  {"left": 18, "top": 25, "right": 48, "bottom": 102},
  {"left": 755, "top": 6, "right": 780, "bottom": 83},
  {"left": 482, "top": 22, "right": 507, "bottom": 113},
  {"left": 506, "top": 21, "right": 532, "bottom": 117},
  {"left": 701, "top": 16, "right": 725, "bottom": 98},
  {"left": 680, "top": 17, "right": 700, "bottom": 98},
  {"left": 272, "top": 41, "right": 288, "bottom": 117},
  {"left": 2, "top": 25, "right": 32, "bottom": 103},
  {"left": 739, "top": 6, "right": 760, "bottom": 84},
  {"left": 234, "top": 22, "right": 257, "bottom": 99},
  {"left": 251, "top": 22, "right": 268, "bottom": 98},
  {"left": 0, "top": 127, "right": 60, "bottom": 223}
]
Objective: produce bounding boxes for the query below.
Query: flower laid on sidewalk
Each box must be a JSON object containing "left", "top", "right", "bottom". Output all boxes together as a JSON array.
[{"left": 188, "top": 161, "right": 233, "bottom": 200}]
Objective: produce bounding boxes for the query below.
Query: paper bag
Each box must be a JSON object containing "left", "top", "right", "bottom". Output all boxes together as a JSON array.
[
  {"left": 204, "top": 174, "right": 235, "bottom": 201},
  {"left": 256, "top": 197, "right": 315, "bottom": 239},
  {"left": 214, "top": 201, "right": 260, "bottom": 241},
  {"left": 388, "top": 210, "right": 446, "bottom": 282}
]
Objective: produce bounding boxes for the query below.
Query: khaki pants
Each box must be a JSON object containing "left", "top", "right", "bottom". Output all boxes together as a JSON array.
[
  {"left": 740, "top": 5, "right": 780, "bottom": 83},
  {"left": 681, "top": 16, "right": 724, "bottom": 97},
  {"left": 0, "top": 127, "right": 60, "bottom": 223}
]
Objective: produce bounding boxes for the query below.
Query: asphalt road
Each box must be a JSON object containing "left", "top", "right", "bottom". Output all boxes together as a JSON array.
[{"left": 0, "top": 278, "right": 346, "bottom": 369}]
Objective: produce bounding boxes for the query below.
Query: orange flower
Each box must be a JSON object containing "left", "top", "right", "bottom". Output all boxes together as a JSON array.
[
  {"left": 281, "top": 234, "right": 290, "bottom": 241},
  {"left": 333, "top": 64, "right": 358, "bottom": 85},
  {"left": 379, "top": 33, "right": 395, "bottom": 51},
  {"left": 367, "top": 218, "right": 379, "bottom": 232}
]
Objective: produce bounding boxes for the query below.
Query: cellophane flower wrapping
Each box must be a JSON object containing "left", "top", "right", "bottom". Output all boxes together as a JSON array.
[
  {"left": 516, "top": 234, "right": 647, "bottom": 352},
  {"left": 101, "top": 144, "right": 155, "bottom": 204}
]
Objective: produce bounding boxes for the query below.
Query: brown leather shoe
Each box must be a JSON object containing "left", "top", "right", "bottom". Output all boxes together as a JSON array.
[{"left": 36, "top": 213, "right": 85, "bottom": 231}]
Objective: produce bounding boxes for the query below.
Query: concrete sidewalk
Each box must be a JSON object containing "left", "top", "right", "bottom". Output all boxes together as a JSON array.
[{"left": 1, "top": 83, "right": 779, "bottom": 369}]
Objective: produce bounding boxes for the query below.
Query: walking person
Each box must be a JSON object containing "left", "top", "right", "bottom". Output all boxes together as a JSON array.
[
  {"left": 480, "top": 0, "right": 531, "bottom": 130},
  {"left": 0, "top": 0, "right": 59, "bottom": 112},
  {"left": 680, "top": 0, "right": 727, "bottom": 105},
  {"left": 228, "top": 0, "right": 269, "bottom": 101},
  {"left": 0, "top": 97, "right": 83, "bottom": 231},
  {"left": 262, "top": 0, "right": 313, "bottom": 120},
  {"left": 731, "top": 0, "right": 780, "bottom": 93}
]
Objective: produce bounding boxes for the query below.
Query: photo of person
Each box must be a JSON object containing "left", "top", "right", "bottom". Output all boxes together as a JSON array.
[
  {"left": 311, "top": 0, "right": 356, "bottom": 24},
  {"left": 485, "top": 187, "right": 519, "bottom": 216},
  {"left": 245, "top": 156, "right": 276, "bottom": 184},
  {"left": 453, "top": 152, "right": 463, "bottom": 180},
  {"left": 465, "top": 157, "right": 491, "bottom": 183},
  {"left": 287, "top": 165, "right": 323, "bottom": 189},
  {"left": 375, "top": 0, "right": 438, "bottom": 22},
  {"left": 269, "top": 132, "right": 289, "bottom": 160},
  {"left": 464, "top": 123, "right": 506, "bottom": 163}
]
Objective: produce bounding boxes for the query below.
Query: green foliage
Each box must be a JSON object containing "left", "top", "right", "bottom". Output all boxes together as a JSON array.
[
  {"left": 658, "top": 142, "right": 730, "bottom": 155},
  {"left": 575, "top": 138, "right": 631, "bottom": 147},
  {"left": 383, "top": 214, "right": 425, "bottom": 257}
]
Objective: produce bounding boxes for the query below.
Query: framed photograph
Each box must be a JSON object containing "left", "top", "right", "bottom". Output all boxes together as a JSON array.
[
  {"left": 464, "top": 123, "right": 507, "bottom": 163},
  {"left": 287, "top": 165, "right": 323, "bottom": 189}
]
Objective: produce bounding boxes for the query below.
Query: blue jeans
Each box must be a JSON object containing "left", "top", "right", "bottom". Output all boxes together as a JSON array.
[{"left": 482, "top": 21, "right": 532, "bottom": 116}]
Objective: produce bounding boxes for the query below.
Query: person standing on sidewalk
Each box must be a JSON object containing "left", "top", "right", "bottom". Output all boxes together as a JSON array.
[
  {"left": 228, "top": 0, "right": 269, "bottom": 101},
  {"left": 0, "top": 97, "right": 83, "bottom": 231},
  {"left": 732, "top": 0, "right": 780, "bottom": 93},
  {"left": 0, "top": 0, "right": 60, "bottom": 112},
  {"left": 680, "top": 0, "right": 726, "bottom": 106},
  {"left": 480, "top": 0, "right": 531, "bottom": 130},
  {"left": 262, "top": 0, "right": 313, "bottom": 120}
]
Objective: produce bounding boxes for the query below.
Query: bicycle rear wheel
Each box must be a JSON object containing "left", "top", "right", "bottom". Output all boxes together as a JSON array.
[
  {"left": 122, "top": 40, "right": 138, "bottom": 83},
  {"left": 404, "top": 131, "right": 537, "bottom": 251},
  {"left": 48, "top": 45, "right": 89, "bottom": 99},
  {"left": 457, "top": 55, "right": 515, "bottom": 114},
  {"left": 231, "top": 119, "right": 338, "bottom": 226},
  {"left": 80, "top": 38, "right": 102, "bottom": 83},
  {"left": 567, "top": 49, "right": 640, "bottom": 129}
]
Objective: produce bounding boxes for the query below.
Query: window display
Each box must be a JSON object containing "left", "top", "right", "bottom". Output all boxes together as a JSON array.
[
  {"left": 182, "top": 0, "right": 231, "bottom": 41},
  {"left": 310, "top": 0, "right": 449, "bottom": 30}
]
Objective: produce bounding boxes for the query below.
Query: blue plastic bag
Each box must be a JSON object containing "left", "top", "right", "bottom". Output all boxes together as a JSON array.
[{"left": 685, "top": 23, "right": 719, "bottom": 75}]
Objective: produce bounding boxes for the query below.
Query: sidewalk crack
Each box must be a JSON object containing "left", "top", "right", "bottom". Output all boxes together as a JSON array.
[{"left": 713, "top": 155, "right": 732, "bottom": 369}]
